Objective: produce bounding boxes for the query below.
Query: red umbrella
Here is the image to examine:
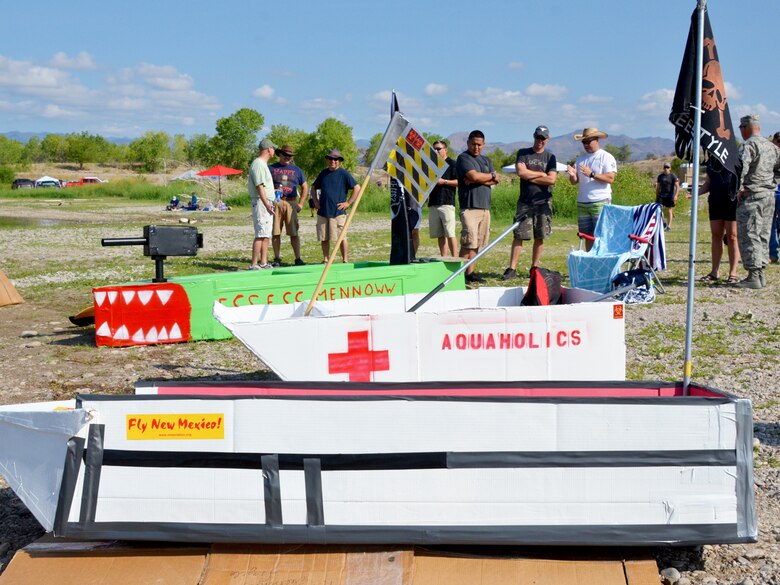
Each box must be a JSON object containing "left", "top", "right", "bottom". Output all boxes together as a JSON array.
[{"left": 196, "top": 165, "right": 243, "bottom": 196}]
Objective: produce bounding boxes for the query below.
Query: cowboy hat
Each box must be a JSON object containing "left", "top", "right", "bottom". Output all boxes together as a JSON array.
[
  {"left": 573, "top": 128, "right": 608, "bottom": 141},
  {"left": 325, "top": 148, "right": 345, "bottom": 161},
  {"left": 277, "top": 144, "right": 295, "bottom": 156}
]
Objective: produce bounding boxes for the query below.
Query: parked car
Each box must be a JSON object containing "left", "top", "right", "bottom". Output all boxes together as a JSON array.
[
  {"left": 63, "top": 176, "right": 108, "bottom": 187},
  {"left": 11, "top": 178, "right": 35, "bottom": 190},
  {"left": 36, "top": 180, "right": 61, "bottom": 189}
]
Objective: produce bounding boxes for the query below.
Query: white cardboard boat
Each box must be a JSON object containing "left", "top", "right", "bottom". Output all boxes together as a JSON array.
[
  {"left": 212, "top": 286, "right": 627, "bottom": 382},
  {"left": 0, "top": 383, "right": 756, "bottom": 545}
]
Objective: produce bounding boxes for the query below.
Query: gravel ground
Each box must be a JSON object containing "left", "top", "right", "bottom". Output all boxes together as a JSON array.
[{"left": 0, "top": 200, "right": 779, "bottom": 584}]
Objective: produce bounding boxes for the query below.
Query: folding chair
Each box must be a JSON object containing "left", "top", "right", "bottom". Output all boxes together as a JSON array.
[{"left": 567, "top": 203, "right": 666, "bottom": 294}]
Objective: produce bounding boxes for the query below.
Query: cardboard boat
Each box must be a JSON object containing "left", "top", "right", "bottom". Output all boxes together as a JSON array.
[
  {"left": 91, "top": 260, "right": 464, "bottom": 347},
  {"left": 212, "top": 286, "right": 627, "bottom": 382},
  {"left": 0, "top": 383, "right": 755, "bottom": 545}
]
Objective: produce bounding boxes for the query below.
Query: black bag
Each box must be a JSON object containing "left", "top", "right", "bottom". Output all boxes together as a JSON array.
[{"left": 521, "top": 266, "right": 564, "bottom": 306}]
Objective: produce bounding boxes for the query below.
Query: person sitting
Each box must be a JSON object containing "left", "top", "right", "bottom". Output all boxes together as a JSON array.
[
  {"left": 166, "top": 195, "right": 180, "bottom": 211},
  {"left": 183, "top": 193, "right": 200, "bottom": 211}
]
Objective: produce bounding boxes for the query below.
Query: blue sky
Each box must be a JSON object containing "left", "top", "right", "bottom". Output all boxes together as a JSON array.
[{"left": 1, "top": 0, "right": 777, "bottom": 144}]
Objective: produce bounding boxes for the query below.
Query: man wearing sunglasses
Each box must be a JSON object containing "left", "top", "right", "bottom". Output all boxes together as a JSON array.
[
  {"left": 270, "top": 145, "right": 308, "bottom": 267},
  {"left": 566, "top": 128, "right": 617, "bottom": 251},
  {"left": 427, "top": 140, "right": 458, "bottom": 256},
  {"left": 503, "top": 125, "right": 557, "bottom": 280}
]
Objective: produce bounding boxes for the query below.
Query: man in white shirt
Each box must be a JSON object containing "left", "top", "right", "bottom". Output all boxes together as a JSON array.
[{"left": 566, "top": 128, "right": 617, "bottom": 251}]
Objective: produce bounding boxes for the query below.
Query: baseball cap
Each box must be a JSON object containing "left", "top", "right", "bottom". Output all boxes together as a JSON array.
[
  {"left": 533, "top": 126, "right": 550, "bottom": 139},
  {"left": 258, "top": 138, "right": 277, "bottom": 150}
]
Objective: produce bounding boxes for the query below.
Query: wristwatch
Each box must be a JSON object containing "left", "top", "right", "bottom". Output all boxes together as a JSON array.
[
  {"left": 590, "top": 170, "right": 596, "bottom": 179},
  {"left": 491, "top": 171, "right": 497, "bottom": 181}
]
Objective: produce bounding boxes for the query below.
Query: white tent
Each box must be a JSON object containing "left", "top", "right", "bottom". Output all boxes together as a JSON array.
[
  {"left": 170, "top": 170, "right": 200, "bottom": 181},
  {"left": 34, "top": 176, "right": 60, "bottom": 186}
]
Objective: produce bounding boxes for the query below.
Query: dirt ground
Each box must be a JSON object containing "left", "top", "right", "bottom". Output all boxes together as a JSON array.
[{"left": 1, "top": 199, "right": 779, "bottom": 584}]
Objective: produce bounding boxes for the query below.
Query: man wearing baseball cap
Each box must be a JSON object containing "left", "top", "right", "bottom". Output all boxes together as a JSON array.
[
  {"left": 655, "top": 162, "right": 680, "bottom": 231},
  {"left": 566, "top": 128, "right": 617, "bottom": 251},
  {"left": 503, "top": 125, "right": 558, "bottom": 280},
  {"left": 247, "top": 138, "right": 277, "bottom": 269},
  {"left": 734, "top": 115, "right": 780, "bottom": 288}
]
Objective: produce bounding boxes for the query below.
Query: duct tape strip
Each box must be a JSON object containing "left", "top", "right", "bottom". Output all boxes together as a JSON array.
[
  {"left": 54, "top": 436, "right": 85, "bottom": 535},
  {"left": 79, "top": 424, "right": 105, "bottom": 524},
  {"left": 735, "top": 399, "right": 757, "bottom": 539},
  {"left": 304, "top": 458, "right": 324, "bottom": 526},
  {"left": 98, "top": 448, "right": 735, "bottom": 471},
  {"left": 262, "top": 454, "right": 282, "bottom": 527},
  {"left": 57, "top": 520, "right": 749, "bottom": 546}
]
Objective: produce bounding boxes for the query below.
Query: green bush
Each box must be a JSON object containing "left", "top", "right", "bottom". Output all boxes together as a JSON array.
[{"left": 0, "top": 166, "right": 14, "bottom": 185}]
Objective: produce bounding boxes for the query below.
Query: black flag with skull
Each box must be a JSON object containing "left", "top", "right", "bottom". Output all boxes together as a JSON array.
[{"left": 669, "top": 5, "right": 739, "bottom": 180}]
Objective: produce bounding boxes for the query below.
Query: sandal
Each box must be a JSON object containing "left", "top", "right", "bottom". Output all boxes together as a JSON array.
[
  {"left": 699, "top": 273, "right": 719, "bottom": 282},
  {"left": 725, "top": 275, "right": 739, "bottom": 284}
]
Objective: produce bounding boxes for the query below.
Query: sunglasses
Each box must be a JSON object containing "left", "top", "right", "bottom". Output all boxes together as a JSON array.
[
  {"left": 581, "top": 138, "right": 598, "bottom": 145},
  {"left": 533, "top": 135, "right": 547, "bottom": 140},
  {"left": 433, "top": 146, "right": 445, "bottom": 151}
]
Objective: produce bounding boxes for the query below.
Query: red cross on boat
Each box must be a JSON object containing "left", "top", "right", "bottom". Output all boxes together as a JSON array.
[{"left": 328, "top": 330, "right": 390, "bottom": 381}]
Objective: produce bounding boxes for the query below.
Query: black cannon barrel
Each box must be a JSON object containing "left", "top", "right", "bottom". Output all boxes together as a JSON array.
[{"left": 102, "top": 237, "right": 147, "bottom": 247}]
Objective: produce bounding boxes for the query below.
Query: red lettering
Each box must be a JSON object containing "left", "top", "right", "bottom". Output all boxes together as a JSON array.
[
  {"left": 557, "top": 331, "right": 567, "bottom": 347},
  {"left": 352, "top": 285, "right": 361, "bottom": 296},
  {"left": 339, "top": 286, "right": 350, "bottom": 299},
  {"left": 470, "top": 333, "right": 482, "bottom": 349},
  {"left": 329, "top": 287, "right": 335, "bottom": 300},
  {"left": 295, "top": 291, "right": 303, "bottom": 302},
  {"left": 365, "top": 284, "right": 374, "bottom": 296},
  {"left": 232, "top": 294, "right": 244, "bottom": 307},
  {"left": 248, "top": 294, "right": 259, "bottom": 304},
  {"left": 570, "top": 330, "right": 581, "bottom": 346},
  {"left": 514, "top": 333, "right": 526, "bottom": 348},
  {"left": 384, "top": 282, "right": 397, "bottom": 294},
  {"left": 441, "top": 334, "right": 452, "bottom": 350},
  {"left": 456, "top": 334, "right": 467, "bottom": 350},
  {"left": 282, "top": 291, "right": 292, "bottom": 303},
  {"left": 218, "top": 297, "right": 227, "bottom": 305},
  {"left": 499, "top": 333, "right": 511, "bottom": 349},
  {"left": 529, "top": 333, "right": 539, "bottom": 349},
  {"left": 485, "top": 333, "right": 495, "bottom": 350},
  {"left": 266, "top": 293, "right": 275, "bottom": 304}
]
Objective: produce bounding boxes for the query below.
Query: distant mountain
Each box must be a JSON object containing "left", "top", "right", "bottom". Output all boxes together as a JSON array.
[{"left": 444, "top": 131, "right": 675, "bottom": 163}]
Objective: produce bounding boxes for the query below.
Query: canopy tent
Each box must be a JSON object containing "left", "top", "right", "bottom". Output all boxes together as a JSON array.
[
  {"left": 170, "top": 170, "right": 201, "bottom": 181},
  {"left": 34, "top": 176, "right": 60, "bottom": 186},
  {"left": 0, "top": 271, "right": 24, "bottom": 307}
]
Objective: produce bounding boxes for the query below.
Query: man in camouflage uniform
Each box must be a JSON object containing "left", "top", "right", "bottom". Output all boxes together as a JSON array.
[{"left": 735, "top": 115, "right": 780, "bottom": 289}]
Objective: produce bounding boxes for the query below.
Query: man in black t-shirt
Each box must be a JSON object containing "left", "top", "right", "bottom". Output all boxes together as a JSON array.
[
  {"left": 503, "top": 125, "right": 558, "bottom": 280},
  {"left": 655, "top": 162, "right": 679, "bottom": 231},
  {"left": 427, "top": 140, "right": 458, "bottom": 256}
]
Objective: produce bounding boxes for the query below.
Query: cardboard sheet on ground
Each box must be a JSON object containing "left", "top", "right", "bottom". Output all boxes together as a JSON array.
[{"left": 0, "top": 541, "right": 660, "bottom": 585}]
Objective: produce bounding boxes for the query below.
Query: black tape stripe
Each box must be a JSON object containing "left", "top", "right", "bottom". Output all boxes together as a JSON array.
[
  {"left": 54, "top": 436, "right": 85, "bottom": 534},
  {"left": 262, "top": 454, "right": 282, "bottom": 527},
  {"left": 79, "top": 424, "right": 105, "bottom": 524},
  {"left": 304, "top": 458, "right": 324, "bottom": 526},
  {"left": 94, "top": 449, "right": 735, "bottom": 470}
]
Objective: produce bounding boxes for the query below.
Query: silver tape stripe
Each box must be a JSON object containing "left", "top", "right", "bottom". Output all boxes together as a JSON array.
[
  {"left": 735, "top": 399, "right": 757, "bottom": 539},
  {"left": 53, "top": 436, "right": 84, "bottom": 535},
  {"left": 262, "top": 454, "right": 282, "bottom": 527},
  {"left": 304, "top": 458, "right": 324, "bottom": 526},
  {"left": 79, "top": 424, "right": 105, "bottom": 524}
]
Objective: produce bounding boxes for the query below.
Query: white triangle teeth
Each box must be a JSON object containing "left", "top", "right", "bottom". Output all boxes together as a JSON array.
[
  {"left": 107, "top": 291, "right": 118, "bottom": 304},
  {"left": 122, "top": 291, "right": 136, "bottom": 305},
  {"left": 94, "top": 291, "right": 107, "bottom": 307},
  {"left": 96, "top": 322, "right": 110, "bottom": 337},
  {"left": 114, "top": 325, "right": 129, "bottom": 340},
  {"left": 156, "top": 290, "right": 173, "bottom": 305},
  {"left": 158, "top": 327, "right": 169, "bottom": 341},
  {"left": 138, "top": 291, "right": 154, "bottom": 306},
  {"left": 170, "top": 323, "right": 182, "bottom": 339},
  {"left": 145, "top": 327, "right": 159, "bottom": 342},
  {"left": 131, "top": 328, "right": 145, "bottom": 342}
]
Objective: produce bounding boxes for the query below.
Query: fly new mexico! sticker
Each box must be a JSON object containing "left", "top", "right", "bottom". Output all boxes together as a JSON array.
[{"left": 127, "top": 413, "right": 225, "bottom": 440}]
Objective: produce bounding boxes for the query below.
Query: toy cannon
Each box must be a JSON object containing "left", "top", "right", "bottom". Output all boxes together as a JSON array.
[{"left": 102, "top": 225, "right": 203, "bottom": 282}]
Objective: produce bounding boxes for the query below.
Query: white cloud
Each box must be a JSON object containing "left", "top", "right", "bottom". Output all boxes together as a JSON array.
[
  {"left": 300, "top": 97, "right": 340, "bottom": 111},
  {"left": 525, "top": 83, "right": 567, "bottom": 100},
  {"left": 637, "top": 88, "right": 674, "bottom": 115},
  {"left": 424, "top": 83, "right": 447, "bottom": 96},
  {"left": 135, "top": 64, "right": 194, "bottom": 91},
  {"left": 579, "top": 94, "right": 613, "bottom": 104},
  {"left": 43, "top": 104, "right": 82, "bottom": 119},
  {"left": 50, "top": 51, "right": 96, "bottom": 71},
  {"left": 724, "top": 82, "right": 741, "bottom": 101},
  {"left": 452, "top": 103, "right": 486, "bottom": 116},
  {"left": 508, "top": 62, "right": 524, "bottom": 70},
  {"left": 253, "top": 84, "right": 275, "bottom": 99}
]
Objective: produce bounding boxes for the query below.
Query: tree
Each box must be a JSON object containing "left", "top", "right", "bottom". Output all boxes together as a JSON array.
[
  {"left": 362, "top": 132, "right": 383, "bottom": 166},
  {"left": 605, "top": 143, "right": 631, "bottom": 164},
  {"left": 187, "top": 134, "right": 212, "bottom": 166},
  {"left": 208, "top": 108, "right": 264, "bottom": 171},
  {"left": 128, "top": 131, "right": 172, "bottom": 172},
  {"left": 22, "top": 137, "right": 43, "bottom": 163},
  {"left": 64, "top": 132, "right": 110, "bottom": 169},
  {"left": 171, "top": 134, "right": 189, "bottom": 165},
  {"left": 296, "top": 117, "right": 359, "bottom": 179},
  {"left": 41, "top": 134, "right": 66, "bottom": 163},
  {"left": 486, "top": 147, "right": 515, "bottom": 170},
  {"left": 267, "top": 124, "right": 307, "bottom": 156},
  {"left": 0, "top": 137, "right": 24, "bottom": 165}
]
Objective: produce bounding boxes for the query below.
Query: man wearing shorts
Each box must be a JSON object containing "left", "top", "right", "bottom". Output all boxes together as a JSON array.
[
  {"left": 311, "top": 149, "right": 360, "bottom": 263},
  {"left": 655, "top": 162, "right": 679, "bottom": 231},
  {"left": 503, "top": 125, "right": 557, "bottom": 280},
  {"left": 456, "top": 130, "right": 499, "bottom": 283},
  {"left": 270, "top": 145, "right": 308, "bottom": 267},
  {"left": 247, "top": 138, "right": 277, "bottom": 270},
  {"left": 427, "top": 140, "right": 458, "bottom": 256},
  {"left": 566, "top": 128, "right": 617, "bottom": 251}
]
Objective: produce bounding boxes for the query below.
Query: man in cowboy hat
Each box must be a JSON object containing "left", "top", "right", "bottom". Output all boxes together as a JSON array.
[
  {"left": 247, "top": 137, "right": 277, "bottom": 269},
  {"left": 734, "top": 115, "right": 780, "bottom": 289},
  {"left": 566, "top": 128, "right": 617, "bottom": 251},
  {"left": 270, "top": 144, "right": 309, "bottom": 266},
  {"left": 311, "top": 148, "right": 360, "bottom": 263}
]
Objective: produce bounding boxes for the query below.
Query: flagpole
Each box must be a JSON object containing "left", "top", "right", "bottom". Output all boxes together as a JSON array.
[{"left": 682, "top": 0, "right": 707, "bottom": 395}]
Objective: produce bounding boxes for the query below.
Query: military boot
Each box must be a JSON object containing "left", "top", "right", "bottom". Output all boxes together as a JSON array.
[
  {"left": 737, "top": 269, "right": 763, "bottom": 289},
  {"left": 759, "top": 268, "right": 766, "bottom": 288}
]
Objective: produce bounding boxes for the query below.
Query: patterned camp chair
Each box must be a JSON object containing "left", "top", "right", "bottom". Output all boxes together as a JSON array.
[{"left": 567, "top": 203, "right": 666, "bottom": 294}]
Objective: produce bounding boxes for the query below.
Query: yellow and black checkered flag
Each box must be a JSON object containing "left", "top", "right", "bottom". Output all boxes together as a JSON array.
[{"left": 370, "top": 111, "right": 448, "bottom": 206}]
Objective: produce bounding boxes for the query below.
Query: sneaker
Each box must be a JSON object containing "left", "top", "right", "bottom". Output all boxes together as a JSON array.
[
  {"left": 664, "top": 225, "right": 670, "bottom": 232},
  {"left": 465, "top": 273, "right": 486, "bottom": 284},
  {"left": 294, "top": 258, "right": 306, "bottom": 266},
  {"left": 771, "top": 257, "right": 779, "bottom": 264},
  {"left": 258, "top": 263, "right": 272, "bottom": 270},
  {"left": 248, "top": 264, "right": 261, "bottom": 270},
  {"left": 271, "top": 258, "right": 282, "bottom": 267},
  {"left": 502, "top": 268, "right": 517, "bottom": 281}
]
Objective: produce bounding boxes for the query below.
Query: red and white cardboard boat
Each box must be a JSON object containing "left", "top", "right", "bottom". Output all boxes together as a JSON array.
[
  {"left": 0, "top": 383, "right": 756, "bottom": 545},
  {"left": 212, "top": 286, "right": 627, "bottom": 382}
]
